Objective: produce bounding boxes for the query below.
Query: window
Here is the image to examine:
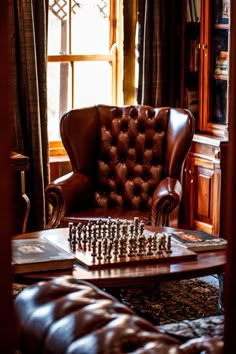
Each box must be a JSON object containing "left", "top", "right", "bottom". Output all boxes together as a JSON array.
[{"left": 47, "top": 0, "right": 122, "bottom": 154}]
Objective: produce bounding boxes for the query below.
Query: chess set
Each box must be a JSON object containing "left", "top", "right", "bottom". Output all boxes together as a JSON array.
[{"left": 61, "top": 217, "right": 197, "bottom": 270}]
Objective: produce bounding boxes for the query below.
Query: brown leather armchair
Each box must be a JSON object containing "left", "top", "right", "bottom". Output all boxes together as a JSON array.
[
  {"left": 46, "top": 105, "right": 195, "bottom": 229},
  {"left": 14, "top": 276, "right": 223, "bottom": 354}
]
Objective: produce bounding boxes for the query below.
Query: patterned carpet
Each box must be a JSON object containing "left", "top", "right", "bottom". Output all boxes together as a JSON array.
[
  {"left": 13, "top": 275, "right": 220, "bottom": 326},
  {"left": 119, "top": 276, "right": 220, "bottom": 325}
]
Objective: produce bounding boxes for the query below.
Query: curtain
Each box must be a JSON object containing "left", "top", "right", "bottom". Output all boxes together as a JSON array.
[
  {"left": 9, "top": 0, "right": 49, "bottom": 231},
  {"left": 136, "top": 0, "right": 182, "bottom": 107}
]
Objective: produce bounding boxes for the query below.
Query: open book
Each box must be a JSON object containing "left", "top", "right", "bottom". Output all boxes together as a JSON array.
[
  {"left": 12, "top": 238, "right": 75, "bottom": 274},
  {"left": 169, "top": 229, "right": 227, "bottom": 252}
]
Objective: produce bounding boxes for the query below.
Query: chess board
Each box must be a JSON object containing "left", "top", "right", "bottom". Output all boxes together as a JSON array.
[{"left": 45, "top": 218, "right": 197, "bottom": 271}]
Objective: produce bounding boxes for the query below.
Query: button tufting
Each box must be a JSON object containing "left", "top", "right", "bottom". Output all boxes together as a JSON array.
[
  {"left": 129, "top": 107, "right": 138, "bottom": 118},
  {"left": 147, "top": 109, "right": 155, "bottom": 119},
  {"left": 146, "top": 141, "right": 152, "bottom": 149},
  {"left": 112, "top": 107, "right": 123, "bottom": 118}
]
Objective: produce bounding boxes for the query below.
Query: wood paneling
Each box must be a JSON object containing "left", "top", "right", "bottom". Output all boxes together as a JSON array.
[{"left": 0, "top": 1, "right": 15, "bottom": 352}]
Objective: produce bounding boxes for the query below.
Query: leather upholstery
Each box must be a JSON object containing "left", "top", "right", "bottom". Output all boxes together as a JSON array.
[
  {"left": 14, "top": 276, "right": 224, "bottom": 354},
  {"left": 46, "top": 105, "right": 195, "bottom": 228}
]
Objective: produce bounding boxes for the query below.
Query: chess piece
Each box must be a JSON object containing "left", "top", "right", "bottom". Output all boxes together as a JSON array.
[
  {"left": 139, "top": 220, "right": 145, "bottom": 236},
  {"left": 68, "top": 222, "right": 74, "bottom": 241},
  {"left": 91, "top": 239, "right": 97, "bottom": 258},
  {"left": 106, "top": 241, "right": 113, "bottom": 260},
  {"left": 133, "top": 217, "right": 139, "bottom": 236},
  {"left": 97, "top": 240, "right": 103, "bottom": 260},
  {"left": 167, "top": 234, "right": 172, "bottom": 253},
  {"left": 147, "top": 235, "right": 153, "bottom": 255},
  {"left": 102, "top": 237, "right": 108, "bottom": 256},
  {"left": 119, "top": 237, "right": 127, "bottom": 257}
]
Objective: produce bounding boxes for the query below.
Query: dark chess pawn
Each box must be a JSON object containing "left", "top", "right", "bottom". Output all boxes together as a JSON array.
[
  {"left": 70, "top": 241, "right": 77, "bottom": 253},
  {"left": 71, "top": 225, "right": 77, "bottom": 244},
  {"left": 97, "top": 240, "right": 103, "bottom": 260},
  {"left": 152, "top": 234, "right": 158, "bottom": 252},
  {"left": 161, "top": 234, "right": 166, "bottom": 251},
  {"left": 107, "top": 216, "right": 112, "bottom": 236},
  {"left": 90, "top": 224, "right": 96, "bottom": 242},
  {"left": 129, "top": 224, "right": 134, "bottom": 237},
  {"left": 86, "top": 221, "right": 92, "bottom": 241},
  {"left": 76, "top": 223, "right": 83, "bottom": 242},
  {"left": 100, "top": 224, "right": 106, "bottom": 239},
  {"left": 91, "top": 239, "right": 97, "bottom": 258},
  {"left": 116, "top": 218, "right": 121, "bottom": 239},
  {"left": 137, "top": 235, "right": 146, "bottom": 256},
  {"left": 128, "top": 237, "right": 136, "bottom": 257},
  {"left": 139, "top": 221, "right": 145, "bottom": 236},
  {"left": 121, "top": 221, "right": 128, "bottom": 238},
  {"left": 106, "top": 242, "right": 113, "bottom": 260},
  {"left": 119, "top": 237, "right": 127, "bottom": 257},
  {"left": 133, "top": 217, "right": 139, "bottom": 236},
  {"left": 110, "top": 223, "right": 116, "bottom": 240},
  {"left": 102, "top": 238, "right": 108, "bottom": 256},
  {"left": 68, "top": 222, "right": 74, "bottom": 241},
  {"left": 95, "top": 219, "right": 102, "bottom": 239},
  {"left": 81, "top": 230, "right": 87, "bottom": 251},
  {"left": 147, "top": 236, "right": 153, "bottom": 255},
  {"left": 166, "top": 234, "right": 172, "bottom": 253},
  {"left": 113, "top": 238, "right": 119, "bottom": 256}
]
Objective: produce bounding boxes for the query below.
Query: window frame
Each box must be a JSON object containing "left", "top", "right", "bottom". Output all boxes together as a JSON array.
[{"left": 47, "top": 0, "right": 122, "bottom": 157}]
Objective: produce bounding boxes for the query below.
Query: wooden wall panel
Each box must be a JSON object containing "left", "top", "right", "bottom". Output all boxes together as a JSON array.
[{"left": 0, "top": 1, "right": 15, "bottom": 352}]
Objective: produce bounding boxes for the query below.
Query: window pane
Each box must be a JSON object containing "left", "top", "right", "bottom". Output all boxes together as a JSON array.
[
  {"left": 47, "top": 62, "right": 72, "bottom": 140},
  {"left": 48, "top": 2, "right": 68, "bottom": 55},
  {"left": 72, "top": 0, "right": 110, "bottom": 54},
  {"left": 74, "top": 61, "right": 112, "bottom": 107}
]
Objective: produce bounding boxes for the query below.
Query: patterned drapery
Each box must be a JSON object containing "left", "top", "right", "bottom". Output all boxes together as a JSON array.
[
  {"left": 9, "top": 0, "right": 49, "bottom": 231},
  {"left": 136, "top": 0, "right": 182, "bottom": 107}
]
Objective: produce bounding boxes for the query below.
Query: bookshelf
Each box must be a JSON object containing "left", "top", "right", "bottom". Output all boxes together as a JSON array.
[
  {"left": 179, "top": 0, "right": 230, "bottom": 236},
  {"left": 182, "top": 0, "right": 230, "bottom": 137}
]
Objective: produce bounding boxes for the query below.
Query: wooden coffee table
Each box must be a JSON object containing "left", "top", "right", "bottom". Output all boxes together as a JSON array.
[{"left": 13, "top": 227, "right": 226, "bottom": 288}]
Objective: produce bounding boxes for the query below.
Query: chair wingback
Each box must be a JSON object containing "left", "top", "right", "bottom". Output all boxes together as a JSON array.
[{"left": 60, "top": 105, "right": 194, "bottom": 212}]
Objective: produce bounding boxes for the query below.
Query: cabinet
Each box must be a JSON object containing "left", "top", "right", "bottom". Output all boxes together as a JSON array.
[
  {"left": 181, "top": 0, "right": 230, "bottom": 137},
  {"left": 179, "top": 0, "right": 230, "bottom": 235},
  {"left": 180, "top": 135, "right": 226, "bottom": 235}
]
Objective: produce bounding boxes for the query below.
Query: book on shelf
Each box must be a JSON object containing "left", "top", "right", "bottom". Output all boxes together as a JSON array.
[
  {"left": 187, "top": 0, "right": 200, "bottom": 22},
  {"left": 188, "top": 39, "right": 199, "bottom": 72},
  {"left": 12, "top": 238, "right": 75, "bottom": 274},
  {"left": 169, "top": 229, "right": 227, "bottom": 252}
]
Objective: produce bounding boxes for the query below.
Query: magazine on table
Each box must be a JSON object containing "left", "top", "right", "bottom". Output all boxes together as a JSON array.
[
  {"left": 12, "top": 237, "right": 75, "bottom": 274},
  {"left": 169, "top": 229, "right": 227, "bottom": 252}
]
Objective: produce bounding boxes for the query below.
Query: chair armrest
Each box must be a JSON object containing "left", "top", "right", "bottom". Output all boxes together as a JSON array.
[
  {"left": 151, "top": 177, "right": 182, "bottom": 226},
  {"left": 45, "top": 172, "right": 93, "bottom": 228}
]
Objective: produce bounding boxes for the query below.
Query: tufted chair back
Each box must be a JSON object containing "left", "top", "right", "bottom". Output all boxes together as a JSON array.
[{"left": 46, "top": 105, "right": 195, "bottom": 228}]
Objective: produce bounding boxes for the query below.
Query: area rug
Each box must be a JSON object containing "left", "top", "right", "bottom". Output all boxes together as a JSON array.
[
  {"left": 119, "top": 276, "right": 220, "bottom": 325},
  {"left": 12, "top": 275, "right": 220, "bottom": 326}
]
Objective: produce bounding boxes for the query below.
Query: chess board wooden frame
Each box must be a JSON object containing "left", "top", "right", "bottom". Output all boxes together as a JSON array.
[{"left": 44, "top": 234, "right": 197, "bottom": 271}]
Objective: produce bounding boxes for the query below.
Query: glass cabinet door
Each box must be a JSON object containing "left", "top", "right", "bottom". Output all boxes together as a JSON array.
[{"left": 208, "top": 0, "right": 230, "bottom": 136}]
